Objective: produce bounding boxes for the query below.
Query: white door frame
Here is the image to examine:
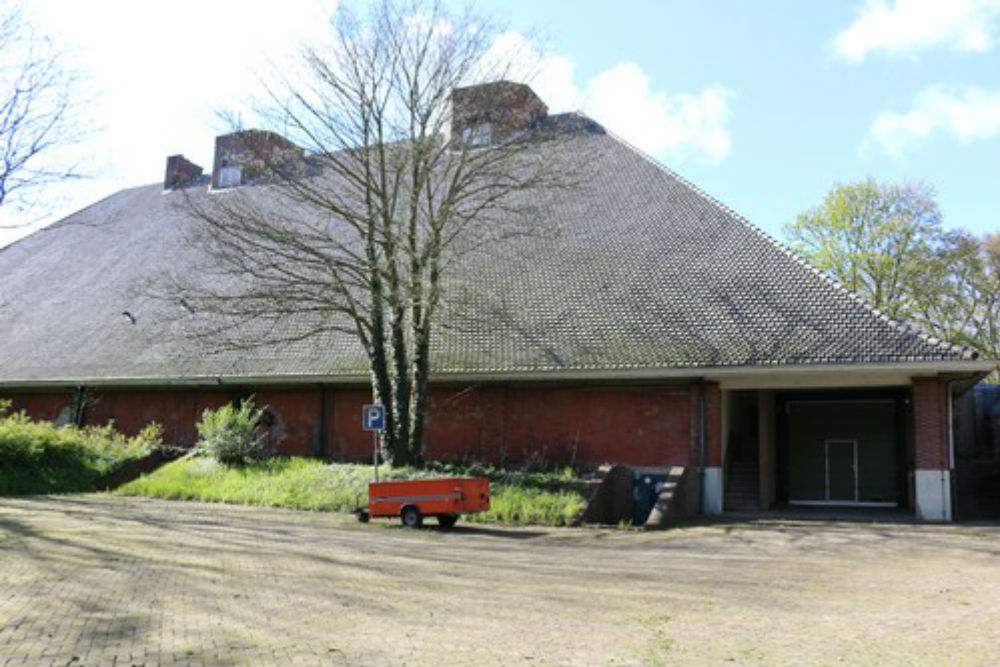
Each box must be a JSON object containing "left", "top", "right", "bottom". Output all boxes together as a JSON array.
[{"left": 825, "top": 438, "right": 858, "bottom": 502}]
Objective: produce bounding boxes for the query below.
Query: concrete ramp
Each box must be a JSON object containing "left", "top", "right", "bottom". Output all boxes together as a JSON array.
[
  {"left": 579, "top": 464, "right": 633, "bottom": 525},
  {"left": 643, "top": 466, "right": 691, "bottom": 529}
]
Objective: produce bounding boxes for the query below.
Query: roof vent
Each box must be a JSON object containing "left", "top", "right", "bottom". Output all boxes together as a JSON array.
[
  {"left": 163, "top": 154, "right": 204, "bottom": 190},
  {"left": 448, "top": 81, "right": 547, "bottom": 146},
  {"left": 210, "top": 130, "right": 304, "bottom": 190}
]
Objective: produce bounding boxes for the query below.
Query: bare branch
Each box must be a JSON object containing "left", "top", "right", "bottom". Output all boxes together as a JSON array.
[
  {"left": 0, "top": 4, "right": 85, "bottom": 220},
  {"left": 161, "top": 0, "right": 593, "bottom": 463}
]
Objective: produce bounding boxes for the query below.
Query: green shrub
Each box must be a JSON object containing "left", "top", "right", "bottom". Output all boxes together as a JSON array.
[
  {"left": 0, "top": 412, "right": 161, "bottom": 495},
  {"left": 196, "top": 398, "right": 269, "bottom": 466}
]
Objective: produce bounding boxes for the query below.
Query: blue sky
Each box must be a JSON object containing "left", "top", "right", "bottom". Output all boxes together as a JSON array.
[
  {"left": 1, "top": 0, "right": 998, "bottom": 246},
  {"left": 477, "top": 0, "right": 1000, "bottom": 238}
]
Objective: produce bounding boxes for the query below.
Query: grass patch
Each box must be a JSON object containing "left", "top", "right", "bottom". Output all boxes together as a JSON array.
[
  {"left": 0, "top": 407, "right": 162, "bottom": 495},
  {"left": 119, "top": 457, "right": 372, "bottom": 511},
  {"left": 118, "top": 456, "right": 588, "bottom": 526},
  {"left": 470, "top": 485, "right": 587, "bottom": 526}
]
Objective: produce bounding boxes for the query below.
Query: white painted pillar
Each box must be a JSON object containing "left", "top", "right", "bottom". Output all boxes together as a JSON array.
[
  {"left": 703, "top": 466, "right": 724, "bottom": 514},
  {"left": 914, "top": 469, "right": 952, "bottom": 521}
]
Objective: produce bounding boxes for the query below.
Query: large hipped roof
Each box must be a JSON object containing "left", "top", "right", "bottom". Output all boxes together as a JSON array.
[{"left": 0, "top": 126, "right": 984, "bottom": 386}]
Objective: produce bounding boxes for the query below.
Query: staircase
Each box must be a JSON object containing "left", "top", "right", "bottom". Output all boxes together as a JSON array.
[{"left": 725, "top": 460, "right": 760, "bottom": 512}]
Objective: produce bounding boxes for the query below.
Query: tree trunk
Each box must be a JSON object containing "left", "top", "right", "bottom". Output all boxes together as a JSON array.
[
  {"left": 367, "top": 314, "right": 395, "bottom": 463},
  {"left": 408, "top": 318, "right": 431, "bottom": 465},
  {"left": 364, "top": 210, "right": 395, "bottom": 462},
  {"left": 407, "top": 253, "right": 439, "bottom": 465},
  {"left": 387, "top": 298, "right": 413, "bottom": 463}
]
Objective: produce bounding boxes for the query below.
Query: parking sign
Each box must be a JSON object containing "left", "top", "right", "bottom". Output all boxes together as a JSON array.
[{"left": 362, "top": 404, "right": 385, "bottom": 431}]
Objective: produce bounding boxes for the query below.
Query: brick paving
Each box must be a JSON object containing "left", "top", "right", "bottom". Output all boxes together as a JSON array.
[
  {"left": 1, "top": 496, "right": 999, "bottom": 666},
  {"left": 0, "top": 497, "right": 407, "bottom": 667}
]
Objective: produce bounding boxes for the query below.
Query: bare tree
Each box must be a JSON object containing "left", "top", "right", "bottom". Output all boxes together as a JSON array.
[
  {"left": 0, "top": 3, "right": 80, "bottom": 219},
  {"left": 165, "top": 0, "right": 581, "bottom": 464}
]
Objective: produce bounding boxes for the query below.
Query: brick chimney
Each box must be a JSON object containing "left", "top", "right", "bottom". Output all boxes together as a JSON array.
[
  {"left": 448, "top": 81, "right": 548, "bottom": 146},
  {"left": 211, "top": 129, "right": 304, "bottom": 190},
  {"left": 163, "top": 154, "right": 204, "bottom": 190}
]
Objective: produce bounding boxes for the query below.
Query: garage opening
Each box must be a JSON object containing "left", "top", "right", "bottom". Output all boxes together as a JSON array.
[{"left": 779, "top": 395, "right": 906, "bottom": 508}]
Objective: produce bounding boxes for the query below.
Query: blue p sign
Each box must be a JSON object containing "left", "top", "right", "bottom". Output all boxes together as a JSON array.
[{"left": 362, "top": 404, "right": 385, "bottom": 431}]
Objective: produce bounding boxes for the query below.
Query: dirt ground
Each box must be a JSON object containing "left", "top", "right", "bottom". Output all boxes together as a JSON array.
[{"left": 0, "top": 496, "right": 998, "bottom": 666}]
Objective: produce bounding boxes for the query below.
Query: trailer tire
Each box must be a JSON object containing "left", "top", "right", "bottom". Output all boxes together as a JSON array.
[
  {"left": 401, "top": 506, "right": 422, "bottom": 528},
  {"left": 436, "top": 514, "right": 459, "bottom": 528},
  {"left": 357, "top": 510, "right": 370, "bottom": 523}
]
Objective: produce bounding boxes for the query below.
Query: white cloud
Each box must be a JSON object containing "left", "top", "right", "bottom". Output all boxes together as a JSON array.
[
  {"left": 581, "top": 64, "right": 733, "bottom": 163},
  {"left": 0, "top": 16, "right": 733, "bottom": 245},
  {"left": 0, "top": 0, "right": 336, "bottom": 242},
  {"left": 833, "top": 0, "right": 1000, "bottom": 63},
  {"left": 484, "top": 32, "right": 734, "bottom": 164},
  {"left": 867, "top": 84, "right": 1000, "bottom": 156}
]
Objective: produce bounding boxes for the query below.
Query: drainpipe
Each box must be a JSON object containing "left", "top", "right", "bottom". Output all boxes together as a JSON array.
[
  {"left": 698, "top": 379, "right": 706, "bottom": 515},
  {"left": 315, "top": 384, "right": 327, "bottom": 459},
  {"left": 71, "top": 385, "right": 89, "bottom": 426}
]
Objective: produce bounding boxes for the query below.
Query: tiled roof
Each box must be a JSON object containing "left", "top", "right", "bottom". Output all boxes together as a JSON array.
[{"left": 0, "top": 125, "right": 978, "bottom": 385}]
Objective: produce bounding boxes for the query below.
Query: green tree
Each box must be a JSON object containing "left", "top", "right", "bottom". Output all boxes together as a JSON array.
[
  {"left": 784, "top": 179, "right": 944, "bottom": 321},
  {"left": 915, "top": 231, "right": 1000, "bottom": 361}
]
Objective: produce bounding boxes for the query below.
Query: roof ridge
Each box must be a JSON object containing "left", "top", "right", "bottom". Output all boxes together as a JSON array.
[{"left": 596, "top": 126, "right": 978, "bottom": 361}]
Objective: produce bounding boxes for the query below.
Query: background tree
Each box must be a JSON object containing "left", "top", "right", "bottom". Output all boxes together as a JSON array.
[
  {"left": 915, "top": 231, "right": 1000, "bottom": 360},
  {"left": 783, "top": 178, "right": 945, "bottom": 321},
  {"left": 0, "top": 2, "right": 80, "bottom": 219},
  {"left": 787, "top": 178, "right": 1000, "bottom": 364},
  {"left": 166, "top": 0, "right": 574, "bottom": 464}
]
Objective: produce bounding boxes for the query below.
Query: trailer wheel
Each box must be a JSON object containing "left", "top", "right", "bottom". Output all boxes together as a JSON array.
[
  {"left": 436, "top": 514, "right": 459, "bottom": 528},
  {"left": 356, "top": 510, "right": 370, "bottom": 523},
  {"left": 401, "top": 506, "right": 422, "bottom": 528}
]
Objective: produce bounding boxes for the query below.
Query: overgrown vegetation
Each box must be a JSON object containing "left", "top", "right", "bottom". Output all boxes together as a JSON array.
[
  {"left": 3, "top": 395, "right": 587, "bottom": 526},
  {"left": 118, "top": 457, "right": 587, "bottom": 526},
  {"left": 195, "top": 398, "right": 269, "bottom": 465},
  {"left": 0, "top": 401, "right": 162, "bottom": 495}
]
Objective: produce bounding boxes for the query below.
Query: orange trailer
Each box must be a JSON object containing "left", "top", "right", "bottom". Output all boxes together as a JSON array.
[{"left": 359, "top": 477, "right": 490, "bottom": 527}]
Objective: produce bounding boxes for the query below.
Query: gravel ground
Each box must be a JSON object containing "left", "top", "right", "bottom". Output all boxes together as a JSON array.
[{"left": 0, "top": 495, "right": 998, "bottom": 666}]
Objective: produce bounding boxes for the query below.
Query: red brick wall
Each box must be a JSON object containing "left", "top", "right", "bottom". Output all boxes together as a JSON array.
[
  {"left": 912, "top": 376, "right": 949, "bottom": 470},
  {"left": 685, "top": 382, "right": 721, "bottom": 468},
  {"left": 4, "top": 392, "right": 73, "bottom": 422},
  {"left": 253, "top": 389, "right": 322, "bottom": 456},
  {"left": 424, "top": 385, "right": 693, "bottom": 467},
  {"left": 2, "top": 383, "right": 703, "bottom": 468},
  {"left": 328, "top": 390, "right": 372, "bottom": 459},
  {"left": 83, "top": 389, "right": 229, "bottom": 446}
]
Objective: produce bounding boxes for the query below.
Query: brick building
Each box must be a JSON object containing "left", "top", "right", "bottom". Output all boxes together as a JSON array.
[{"left": 0, "top": 82, "right": 993, "bottom": 521}]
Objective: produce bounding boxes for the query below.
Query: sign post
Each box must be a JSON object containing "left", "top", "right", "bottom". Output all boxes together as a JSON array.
[{"left": 362, "top": 404, "right": 386, "bottom": 482}]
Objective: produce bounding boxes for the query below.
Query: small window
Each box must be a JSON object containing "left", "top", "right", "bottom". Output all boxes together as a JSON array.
[{"left": 461, "top": 122, "right": 492, "bottom": 147}]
